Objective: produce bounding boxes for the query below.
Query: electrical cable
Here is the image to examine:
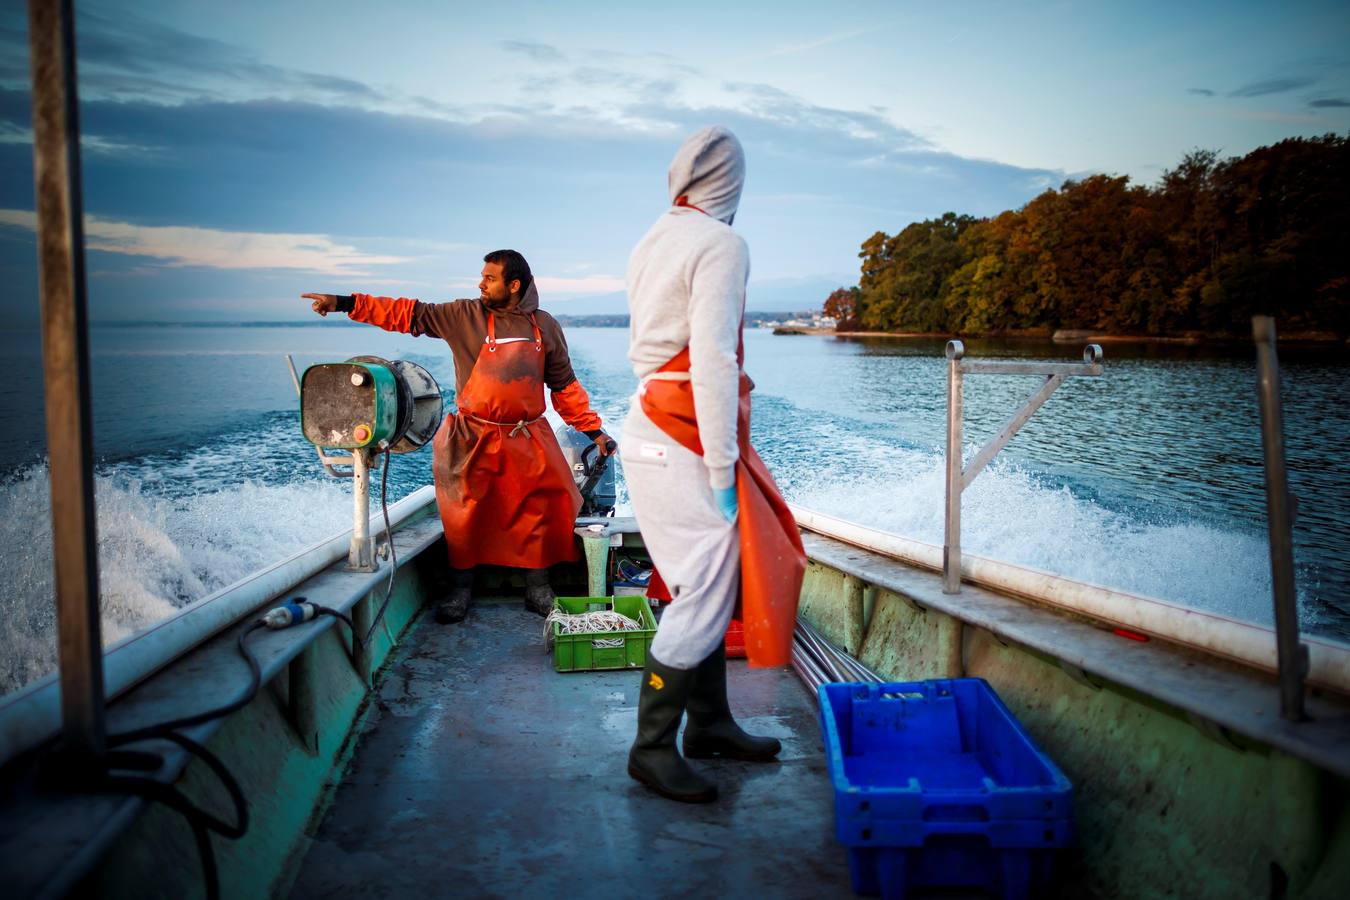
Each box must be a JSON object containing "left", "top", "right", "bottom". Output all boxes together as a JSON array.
[
  {"left": 92, "top": 599, "right": 358, "bottom": 900},
  {"left": 108, "top": 621, "right": 266, "bottom": 743},
  {"left": 91, "top": 621, "right": 268, "bottom": 900}
]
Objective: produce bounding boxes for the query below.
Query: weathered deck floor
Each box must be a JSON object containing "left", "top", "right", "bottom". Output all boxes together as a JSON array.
[{"left": 289, "top": 601, "right": 852, "bottom": 898}]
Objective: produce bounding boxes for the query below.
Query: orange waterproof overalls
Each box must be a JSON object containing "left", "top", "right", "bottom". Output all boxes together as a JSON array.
[
  {"left": 639, "top": 334, "right": 806, "bottom": 667},
  {"left": 432, "top": 313, "right": 582, "bottom": 570}
]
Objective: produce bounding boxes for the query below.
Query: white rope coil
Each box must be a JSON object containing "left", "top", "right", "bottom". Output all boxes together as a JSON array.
[{"left": 544, "top": 608, "right": 643, "bottom": 649}]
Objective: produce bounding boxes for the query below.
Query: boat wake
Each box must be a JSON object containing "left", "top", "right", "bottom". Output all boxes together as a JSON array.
[
  {"left": 777, "top": 441, "right": 1316, "bottom": 633},
  {"left": 0, "top": 461, "right": 351, "bottom": 694}
]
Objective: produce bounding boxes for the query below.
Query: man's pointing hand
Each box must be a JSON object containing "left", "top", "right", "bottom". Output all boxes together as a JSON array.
[{"left": 303, "top": 293, "right": 339, "bottom": 316}]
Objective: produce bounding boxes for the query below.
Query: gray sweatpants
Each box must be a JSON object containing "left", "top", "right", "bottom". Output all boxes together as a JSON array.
[{"left": 621, "top": 400, "right": 739, "bottom": 670}]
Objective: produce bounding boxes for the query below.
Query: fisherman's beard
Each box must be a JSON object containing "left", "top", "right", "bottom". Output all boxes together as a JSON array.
[{"left": 481, "top": 293, "right": 514, "bottom": 311}]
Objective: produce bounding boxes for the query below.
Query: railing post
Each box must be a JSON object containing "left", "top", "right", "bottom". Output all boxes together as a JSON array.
[
  {"left": 28, "top": 0, "right": 105, "bottom": 760},
  {"left": 1252, "top": 316, "right": 1306, "bottom": 722},
  {"left": 943, "top": 340, "right": 965, "bottom": 594},
  {"left": 348, "top": 449, "right": 376, "bottom": 571}
]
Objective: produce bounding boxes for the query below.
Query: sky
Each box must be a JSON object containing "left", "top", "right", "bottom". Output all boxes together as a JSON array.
[{"left": 1, "top": 0, "right": 1347, "bottom": 321}]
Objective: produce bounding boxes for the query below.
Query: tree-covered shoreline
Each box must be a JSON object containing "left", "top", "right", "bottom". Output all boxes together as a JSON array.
[{"left": 824, "top": 135, "right": 1349, "bottom": 339}]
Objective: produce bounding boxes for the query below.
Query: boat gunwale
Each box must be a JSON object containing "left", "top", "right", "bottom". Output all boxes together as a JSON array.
[
  {"left": 0, "top": 513, "right": 447, "bottom": 899},
  {"left": 0, "top": 487, "right": 440, "bottom": 769},
  {"left": 791, "top": 504, "right": 1350, "bottom": 696},
  {"left": 801, "top": 529, "right": 1350, "bottom": 780}
]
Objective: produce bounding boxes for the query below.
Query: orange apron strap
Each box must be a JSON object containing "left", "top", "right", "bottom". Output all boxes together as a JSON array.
[{"left": 528, "top": 313, "right": 543, "bottom": 351}]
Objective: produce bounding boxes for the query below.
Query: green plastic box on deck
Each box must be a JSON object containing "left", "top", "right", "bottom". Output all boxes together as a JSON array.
[{"left": 551, "top": 595, "right": 658, "bottom": 672}]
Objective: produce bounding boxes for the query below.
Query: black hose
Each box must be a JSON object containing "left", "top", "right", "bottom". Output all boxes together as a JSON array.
[
  {"left": 77, "top": 454, "right": 403, "bottom": 899},
  {"left": 94, "top": 620, "right": 269, "bottom": 899},
  {"left": 107, "top": 621, "right": 266, "bottom": 744},
  {"left": 99, "top": 773, "right": 224, "bottom": 900}
]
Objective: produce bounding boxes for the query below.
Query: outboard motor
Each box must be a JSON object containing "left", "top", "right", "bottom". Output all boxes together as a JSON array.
[{"left": 555, "top": 424, "right": 616, "bottom": 517}]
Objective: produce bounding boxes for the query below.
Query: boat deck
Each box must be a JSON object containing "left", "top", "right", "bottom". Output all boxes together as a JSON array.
[{"left": 289, "top": 600, "right": 853, "bottom": 898}]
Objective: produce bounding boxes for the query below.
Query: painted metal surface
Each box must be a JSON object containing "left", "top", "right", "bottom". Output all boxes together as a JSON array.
[
  {"left": 0, "top": 487, "right": 437, "bottom": 770},
  {"left": 791, "top": 505, "right": 1350, "bottom": 697},
  {"left": 289, "top": 603, "right": 851, "bottom": 898},
  {"left": 88, "top": 522, "right": 443, "bottom": 899}
]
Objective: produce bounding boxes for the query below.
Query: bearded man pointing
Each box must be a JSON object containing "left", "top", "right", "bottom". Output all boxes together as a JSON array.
[{"left": 305, "top": 249, "right": 613, "bottom": 623}]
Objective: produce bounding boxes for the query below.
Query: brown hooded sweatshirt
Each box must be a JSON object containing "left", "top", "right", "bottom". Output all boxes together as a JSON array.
[{"left": 344, "top": 282, "right": 602, "bottom": 432}]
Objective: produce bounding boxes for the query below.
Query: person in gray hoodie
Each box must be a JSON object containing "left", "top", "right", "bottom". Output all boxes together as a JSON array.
[{"left": 621, "top": 126, "right": 783, "bottom": 803}]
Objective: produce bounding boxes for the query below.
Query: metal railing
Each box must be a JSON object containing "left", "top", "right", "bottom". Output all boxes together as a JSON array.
[
  {"left": 1252, "top": 315, "right": 1307, "bottom": 721},
  {"left": 28, "top": 0, "right": 105, "bottom": 762},
  {"left": 943, "top": 340, "right": 1104, "bottom": 594}
]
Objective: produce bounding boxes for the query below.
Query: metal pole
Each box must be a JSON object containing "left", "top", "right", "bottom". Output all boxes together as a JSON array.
[
  {"left": 1252, "top": 316, "right": 1306, "bottom": 722},
  {"left": 943, "top": 340, "right": 964, "bottom": 594},
  {"left": 28, "top": 0, "right": 105, "bottom": 759},
  {"left": 348, "top": 449, "right": 376, "bottom": 571}
]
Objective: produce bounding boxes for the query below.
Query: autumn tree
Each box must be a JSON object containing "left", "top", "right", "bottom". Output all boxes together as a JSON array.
[
  {"left": 837, "top": 134, "right": 1348, "bottom": 337},
  {"left": 822, "top": 287, "right": 862, "bottom": 330},
  {"left": 856, "top": 213, "right": 977, "bottom": 332}
]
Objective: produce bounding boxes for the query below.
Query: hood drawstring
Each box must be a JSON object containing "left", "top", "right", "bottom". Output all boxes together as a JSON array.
[{"left": 674, "top": 194, "right": 709, "bottom": 216}]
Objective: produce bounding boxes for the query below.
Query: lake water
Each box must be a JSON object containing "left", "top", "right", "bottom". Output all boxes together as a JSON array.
[{"left": 2, "top": 323, "right": 1347, "bottom": 693}]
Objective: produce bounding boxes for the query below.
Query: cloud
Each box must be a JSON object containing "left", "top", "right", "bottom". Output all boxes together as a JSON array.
[
  {"left": 719, "top": 81, "right": 932, "bottom": 151},
  {"left": 733, "top": 23, "right": 887, "bottom": 64},
  {"left": 0, "top": 60, "right": 1064, "bottom": 324},
  {"left": 1187, "top": 88, "right": 1215, "bottom": 97},
  {"left": 0, "top": 6, "right": 385, "bottom": 110},
  {"left": 1309, "top": 98, "right": 1350, "bottom": 108},
  {"left": 0, "top": 209, "right": 409, "bottom": 275},
  {"left": 498, "top": 41, "right": 566, "bottom": 63},
  {"left": 1229, "top": 77, "right": 1318, "bottom": 98}
]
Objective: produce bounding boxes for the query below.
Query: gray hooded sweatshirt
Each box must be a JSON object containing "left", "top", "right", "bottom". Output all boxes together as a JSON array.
[{"left": 625, "top": 126, "right": 748, "bottom": 490}]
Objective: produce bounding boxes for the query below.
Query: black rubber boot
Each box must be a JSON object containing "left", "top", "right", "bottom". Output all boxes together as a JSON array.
[
  {"left": 628, "top": 656, "right": 717, "bottom": 803},
  {"left": 682, "top": 644, "right": 782, "bottom": 762},
  {"left": 434, "top": 568, "right": 473, "bottom": 624},
  {"left": 523, "top": 567, "right": 555, "bottom": 618}
]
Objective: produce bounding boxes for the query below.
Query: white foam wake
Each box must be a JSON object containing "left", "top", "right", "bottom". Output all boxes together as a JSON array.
[
  {"left": 0, "top": 463, "right": 351, "bottom": 693},
  {"left": 787, "top": 449, "right": 1291, "bottom": 629}
]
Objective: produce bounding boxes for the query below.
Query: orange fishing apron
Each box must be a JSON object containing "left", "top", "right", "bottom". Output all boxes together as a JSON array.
[
  {"left": 432, "top": 313, "right": 581, "bottom": 569},
  {"left": 640, "top": 336, "right": 806, "bottom": 668}
]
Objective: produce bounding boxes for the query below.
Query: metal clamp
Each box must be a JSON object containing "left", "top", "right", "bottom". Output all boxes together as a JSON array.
[{"left": 943, "top": 343, "right": 1105, "bottom": 593}]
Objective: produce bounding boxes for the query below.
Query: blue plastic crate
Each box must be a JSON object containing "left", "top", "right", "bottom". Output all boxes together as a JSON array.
[{"left": 819, "top": 679, "right": 1073, "bottom": 900}]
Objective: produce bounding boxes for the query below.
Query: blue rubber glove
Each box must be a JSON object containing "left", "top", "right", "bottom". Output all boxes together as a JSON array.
[{"left": 713, "top": 485, "right": 738, "bottom": 524}]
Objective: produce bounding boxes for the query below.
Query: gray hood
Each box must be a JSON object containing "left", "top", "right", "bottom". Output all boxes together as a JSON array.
[
  {"left": 486, "top": 278, "right": 540, "bottom": 314},
  {"left": 667, "top": 126, "right": 744, "bottom": 225}
]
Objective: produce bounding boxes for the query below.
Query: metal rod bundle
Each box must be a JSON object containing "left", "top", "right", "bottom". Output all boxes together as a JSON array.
[{"left": 790, "top": 617, "right": 882, "bottom": 701}]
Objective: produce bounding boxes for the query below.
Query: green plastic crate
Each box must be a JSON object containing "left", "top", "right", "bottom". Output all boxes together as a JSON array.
[{"left": 551, "top": 595, "right": 657, "bottom": 672}]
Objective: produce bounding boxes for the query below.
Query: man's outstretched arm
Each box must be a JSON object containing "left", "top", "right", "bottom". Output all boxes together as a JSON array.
[{"left": 304, "top": 291, "right": 416, "bottom": 332}]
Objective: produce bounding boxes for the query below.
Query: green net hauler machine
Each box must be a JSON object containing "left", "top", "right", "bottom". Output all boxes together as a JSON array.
[{"left": 288, "top": 355, "right": 442, "bottom": 572}]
